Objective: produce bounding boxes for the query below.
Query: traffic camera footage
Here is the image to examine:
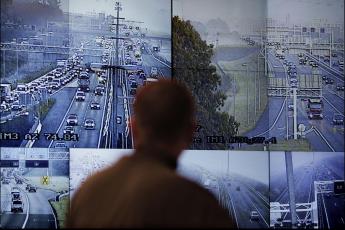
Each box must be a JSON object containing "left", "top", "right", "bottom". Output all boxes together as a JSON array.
[
  {"left": 0, "top": 147, "right": 69, "bottom": 229},
  {"left": 173, "top": 0, "right": 344, "bottom": 152},
  {"left": 0, "top": 0, "right": 171, "bottom": 149}
]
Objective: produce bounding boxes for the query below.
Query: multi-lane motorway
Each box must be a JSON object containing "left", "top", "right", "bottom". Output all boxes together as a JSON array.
[
  {"left": 1, "top": 24, "right": 171, "bottom": 149},
  {"left": 215, "top": 39, "right": 343, "bottom": 151},
  {"left": 1, "top": 168, "right": 61, "bottom": 229},
  {"left": 270, "top": 152, "right": 344, "bottom": 229},
  {"left": 178, "top": 165, "right": 269, "bottom": 229}
]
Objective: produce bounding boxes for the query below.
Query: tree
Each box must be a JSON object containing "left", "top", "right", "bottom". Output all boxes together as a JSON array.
[{"left": 173, "top": 16, "right": 239, "bottom": 150}]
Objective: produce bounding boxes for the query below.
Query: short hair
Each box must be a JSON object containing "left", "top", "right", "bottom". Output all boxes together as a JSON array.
[{"left": 133, "top": 79, "right": 195, "bottom": 142}]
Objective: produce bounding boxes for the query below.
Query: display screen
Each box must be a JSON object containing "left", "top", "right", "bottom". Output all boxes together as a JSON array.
[
  {"left": 173, "top": 0, "right": 344, "bottom": 152},
  {"left": 1, "top": 0, "right": 344, "bottom": 229},
  {"left": 270, "top": 151, "right": 344, "bottom": 229},
  {"left": 0, "top": 0, "right": 172, "bottom": 149},
  {"left": 0, "top": 147, "right": 69, "bottom": 229}
]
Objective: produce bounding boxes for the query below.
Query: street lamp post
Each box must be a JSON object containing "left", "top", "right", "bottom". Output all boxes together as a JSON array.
[{"left": 242, "top": 63, "right": 249, "bottom": 125}]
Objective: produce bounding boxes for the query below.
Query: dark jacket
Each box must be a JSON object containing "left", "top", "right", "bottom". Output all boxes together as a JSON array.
[{"left": 67, "top": 149, "right": 234, "bottom": 228}]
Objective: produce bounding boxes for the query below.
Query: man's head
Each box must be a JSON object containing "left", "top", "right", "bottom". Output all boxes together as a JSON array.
[{"left": 132, "top": 79, "right": 195, "bottom": 157}]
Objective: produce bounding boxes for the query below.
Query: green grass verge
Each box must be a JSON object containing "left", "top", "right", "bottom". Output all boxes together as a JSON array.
[
  {"left": 50, "top": 196, "right": 69, "bottom": 229},
  {"left": 217, "top": 51, "right": 268, "bottom": 134},
  {"left": 269, "top": 139, "right": 311, "bottom": 151},
  {"left": 38, "top": 98, "right": 56, "bottom": 121}
]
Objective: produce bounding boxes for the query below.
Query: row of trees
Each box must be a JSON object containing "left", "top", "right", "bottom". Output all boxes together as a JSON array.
[{"left": 173, "top": 16, "right": 239, "bottom": 150}]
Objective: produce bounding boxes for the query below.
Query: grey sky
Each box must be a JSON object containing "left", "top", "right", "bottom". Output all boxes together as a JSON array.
[
  {"left": 173, "top": 0, "right": 267, "bottom": 32},
  {"left": 173, "top": 0, "right": 343, "bottom": 31},
  {"left": 179, "top": 150, "right": 269, "bottom": 184},
  {"left": 268, "top": 0, "right": 344, "bottom": 26},
  {"left": 60, "top": 0, "right": 171, "bottom": 34}
]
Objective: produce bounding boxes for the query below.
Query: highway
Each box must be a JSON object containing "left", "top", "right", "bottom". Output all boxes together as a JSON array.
[
  {"left": 178, "top": 164, "right": 269, "bottom": 229},
  {"left": 270, "top": 152, "right": 344, "bottom": 228},
  {"left": 214, "top": 42, "right": 343, "bottom": 152},
  {"left": 1, "top": 12, "right": 171, "bottom": 149},
  {"left": 1, "top": 170, "right": 58, "bottom": 229}
]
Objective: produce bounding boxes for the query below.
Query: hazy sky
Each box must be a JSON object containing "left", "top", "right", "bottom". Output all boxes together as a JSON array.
[
  {"left": 270, "top": 151, "right": 344, "bottom": 176},
  {"left": 60, "top": 0, "right": 171, "bottom": 34},
  {"left": 268, "top": 0, "right": 344, "bottom": 26},
  {"left": 173, "top": 0, "right": 343, "bottom": 30},
  {"left": 179, "top": 150, "right": 269, "bottom": 184},
  {"left": 173, "top": 0, "right": 267, "bottom": 31}
]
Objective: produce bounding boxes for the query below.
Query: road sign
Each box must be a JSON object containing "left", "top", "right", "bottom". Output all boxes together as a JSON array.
[
  {"left": 334, "top": 181, "right": 345, "bottom": 195},
  {"left": 25, "top": 160, "right": 49, "bottom": 168},
  {"left": 41, "top": 176, "right": 49, "bottom": 185}
]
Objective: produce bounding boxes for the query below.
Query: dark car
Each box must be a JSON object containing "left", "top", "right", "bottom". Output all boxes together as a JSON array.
[
  {"left": 336, "top": 84, "right": 344, "bottom": 91},
  {"left": 94, "top": 86, "right": 104, "bottom": 96},
  {"left": 26, "top": 184, "right": 37, "bottom": 192},
  {"left": 325, "top": 78, "right": 334, "bottom": 84},
  {"left": 332, "top": 114, "right": 344, "bottom": 125}
]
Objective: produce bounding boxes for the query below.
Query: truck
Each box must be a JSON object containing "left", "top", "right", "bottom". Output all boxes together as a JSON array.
[
  {"left": 134, "top": 50, "right": 141, "bottom": 58},
  {"left": 56, "top": 59, "right": 66, "bottom": 68},
  {"left": 11, "top": 200, "right": 24, "bottom": 212},
  {"left": 78, "top": 79, "right": 90, "bottom": 92},
  {"left": 11, "top": 187, "right": 21, "bottom": 201},
  {"left": 307, "top": 98, "right": 324, "bottom": 119}
]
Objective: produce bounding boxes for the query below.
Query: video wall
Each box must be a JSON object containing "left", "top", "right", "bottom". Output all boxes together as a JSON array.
[{"left": 1, "top": 0, "right": 344, "bottom": 229}]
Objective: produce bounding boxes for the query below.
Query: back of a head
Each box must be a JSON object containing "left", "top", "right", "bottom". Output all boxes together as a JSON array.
[{"left": 134, "top": 79, "right": 195, "bottom": 144}]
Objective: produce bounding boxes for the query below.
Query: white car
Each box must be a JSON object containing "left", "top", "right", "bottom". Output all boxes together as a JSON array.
[
  {"left": 250, "top": 211, "right": 259, "bottom": 221},
  {"left": 76, "top": 91, "right": 86, "bottom": 101},
  {"left": 84, "top": 119, "right": 95, "bottom": 129}
]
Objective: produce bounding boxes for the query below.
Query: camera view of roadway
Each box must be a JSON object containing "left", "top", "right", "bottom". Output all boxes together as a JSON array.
[
  {"left": 175, "top": 0, "right": 343, "bottom": 151},
  {"left": 0, "top": 0, "right": 171, "bottom": 149},
  {"left": 0, "top": 148, "right": 69, "bottom": 229},
  {"left": 270, "top": 152, "right": 344, "bottom": 229}
]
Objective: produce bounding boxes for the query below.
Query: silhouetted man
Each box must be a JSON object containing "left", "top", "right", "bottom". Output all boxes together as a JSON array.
[{"left": 67, "top": 79, "right": 234, "bottom": 228}]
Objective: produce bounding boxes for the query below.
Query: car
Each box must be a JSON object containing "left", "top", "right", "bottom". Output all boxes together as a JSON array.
[
  {"left": 54, "top": 141, "right": 67, "bottom": 149},
  {"left": 290, "top": 82, "right": 298, "bottom": 88},
  {"left": 27, "top": 185, "right": 37, "bottom": 193},
  {"left": 130, "top": 88, "right": 137, "bottom": 95},
  {"left": 90, "top": 102, "right": 101, "bottom": 110},
  {"left": 63, "top": 126, "right": 75, "bottom": 135},
  {"left": 250, "top": 211, "right": 260, "bottom": 221},
  {"left": 332, "top": 114, "right": 344, "bottom": 125},
  {"left": 288, "top": 104, "right": 294, "bottom": 111},
  {"left": 336, "top": 84, "right": 344, "bottom": 91},
  {"left": 322, "top": 75, "right": 328, "bottom": 81},
  {"left": 84, "top": 119, "right": 95, "bottom": 129},
  {"left": 2, "top": 178, "right": 10, "bottom": 184},
  {"left": 67, "top": 114, "right": 78, "bottom": 125},
  {"left": 116, "top": 116, "right": 122, "bottom": 124},
  {"left": 325, "top": 78, "right": 334, "bottom": 84},
  {"left": 150, "top": 67, "right": 158, "bottom": 77},
  {"left": 94, "top": 86, "right": 104, "bottom": 96},
  {"left": 290, "top": 78, "right": 298, "bottom": 84},
  {"left": 130, "top": 81, "right": 138, "bottom": 89}
]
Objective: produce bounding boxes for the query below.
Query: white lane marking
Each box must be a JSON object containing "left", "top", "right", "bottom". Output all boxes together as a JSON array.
[
  {"left": 322, "top": 96, "right": 344, "bottom": 116},
  {"left": 253, "top": 97, "right": 287, "bottom": 137},
  {"left": 313, "top": 127, "right": 335, "bottom": 152},
  {"left": 48, "top": 95, "right": 76, "bottom": 148},
  {"left": 20, "top": 187, "right": 30, "bottom": 229}
]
